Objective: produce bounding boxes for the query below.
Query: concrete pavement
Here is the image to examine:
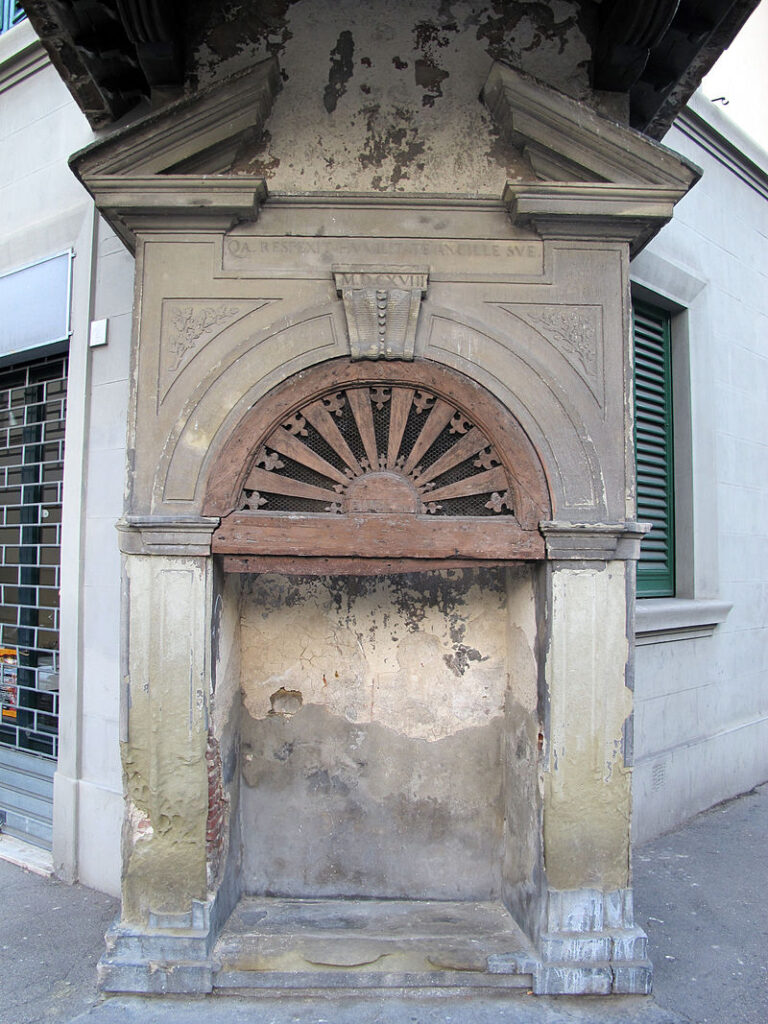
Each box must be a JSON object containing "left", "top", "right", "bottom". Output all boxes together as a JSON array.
[{"left": 1, "top": 783, "right": 766, "bottom": 1024}]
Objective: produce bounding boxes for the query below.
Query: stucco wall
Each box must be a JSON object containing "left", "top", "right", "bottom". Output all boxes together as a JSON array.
[
  {"left": 0, "top": 22, "right": 132, "bottom": 894},
  {"left": 632, "top": 95, "right": 768, "bottom": 841}
]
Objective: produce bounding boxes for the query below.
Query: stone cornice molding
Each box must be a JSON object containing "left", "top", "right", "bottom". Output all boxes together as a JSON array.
[
  {"left": 485, "top": 62, "right": 701, "bottom": 254},
  {"left": 504, "top": 182, "right": 689, "bottom": 257},
  {"left": 84, "top": 175, "right": 267, "bottom": 253},
  {"left": 69, "top": 58, "right": 278, "bottom": 251},
  {"left": 333, "top": 266, "right": 429, "bottom": 361},
  {"left": 539, "top": 521, "right": 651, "bottom": 561},
  {"left": 482, "top": 62, "right": 701, "bottom": 191},
  {"left": 117, "top": 517, "right": 220, "bottom": 557}
]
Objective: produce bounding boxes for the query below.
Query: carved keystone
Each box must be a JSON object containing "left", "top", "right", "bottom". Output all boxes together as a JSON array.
[{"left": 333, "top": 265, "right": 428, "bottom": 361}]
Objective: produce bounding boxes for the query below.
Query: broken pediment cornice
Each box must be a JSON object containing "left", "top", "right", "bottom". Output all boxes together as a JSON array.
[
  {"left": 84, "top": 175, "right": 268, "bottom": 253},
  {"left": 71, "top": 57, "right": 280, "bottom": 179},
  {"left": 69, "top": 58, "right": 279, "bottom": 252},
  {"left": 503, "top": 182, "right": 690, "bottom": 257},
  {"left": 482, "top": 62, "right": 701, "bottom": 191}
]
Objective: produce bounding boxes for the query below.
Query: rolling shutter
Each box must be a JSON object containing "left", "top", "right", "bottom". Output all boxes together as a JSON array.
[{"left": 633, "top": 301, "right": 675, "bottom": 597}]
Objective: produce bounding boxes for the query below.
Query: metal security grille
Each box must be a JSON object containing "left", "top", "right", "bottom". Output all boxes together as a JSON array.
[{"left": 0, "top": 353, "right": 66, "bottom": 760}]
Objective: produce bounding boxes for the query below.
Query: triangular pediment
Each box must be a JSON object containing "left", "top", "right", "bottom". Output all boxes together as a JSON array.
[
  {"left": 72, "top": 57, "right": 279, "bottom": 178},
  {"left": 482, "top": 63, "right": 700, "bottom": 190},
  {"left": 70, "top": 59, "right": 279, "bottom": 251}
]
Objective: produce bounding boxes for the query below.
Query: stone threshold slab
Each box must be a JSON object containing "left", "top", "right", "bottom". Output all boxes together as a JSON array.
[{"left": 212, "top": 897, "right": 534, "bottom": 991}]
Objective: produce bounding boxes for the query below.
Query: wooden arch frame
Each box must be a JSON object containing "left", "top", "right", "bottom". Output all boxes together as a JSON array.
[{"left": 203, "top": 359, "right": 553, "bottom": 574}]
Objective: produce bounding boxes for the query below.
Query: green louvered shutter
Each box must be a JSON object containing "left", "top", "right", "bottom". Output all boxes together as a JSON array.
[{"left": 633, "top": 301, "right": 675, "bottom": 597}]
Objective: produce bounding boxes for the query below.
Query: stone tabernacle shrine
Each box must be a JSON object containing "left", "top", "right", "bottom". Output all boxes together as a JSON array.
[{"left": 10, "top": 0, "right": 760, "bottom": 1000}]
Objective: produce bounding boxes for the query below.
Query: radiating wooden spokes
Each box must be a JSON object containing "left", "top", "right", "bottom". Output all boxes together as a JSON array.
[{"left": 240, "top": 385, "right": 516, "bottom": 516}]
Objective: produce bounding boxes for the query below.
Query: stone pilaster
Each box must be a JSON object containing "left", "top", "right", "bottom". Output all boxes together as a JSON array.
[
  {"left": 99, "top": 520, "right": 220, "bottom": 994},
  {"left": 534, "top": 522, "right": 651, "bottom": 995}
]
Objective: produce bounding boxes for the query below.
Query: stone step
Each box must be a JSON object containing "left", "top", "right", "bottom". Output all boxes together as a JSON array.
[{"left": 212, "top": 897, "right": 535, "bottom": 992}]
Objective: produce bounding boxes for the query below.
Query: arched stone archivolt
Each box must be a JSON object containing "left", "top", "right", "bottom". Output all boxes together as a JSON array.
[
  {"left": 203, "top": 359, "right": 553, "bottom": 572},
  {"left": 155, "top": 306, "right": 604, "bottom": 520}
]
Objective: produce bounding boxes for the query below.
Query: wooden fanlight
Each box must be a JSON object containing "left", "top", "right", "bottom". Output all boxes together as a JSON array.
[{"left": 203, "top": 359, "right": 552, "bottom": 574}]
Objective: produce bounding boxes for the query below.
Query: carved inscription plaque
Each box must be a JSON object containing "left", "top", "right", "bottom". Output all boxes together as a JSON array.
[{"left": 222, "top": 235, "right": 544, "bottom": 279}]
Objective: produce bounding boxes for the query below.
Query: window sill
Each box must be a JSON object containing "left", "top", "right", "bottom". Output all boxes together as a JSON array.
[{"left": 635, "top": 598, "right": 732, "bottom": 645}]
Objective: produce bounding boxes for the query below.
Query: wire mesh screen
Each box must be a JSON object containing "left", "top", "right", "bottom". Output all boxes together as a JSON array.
[{"left": 0, "top": 353, "right": 66, "bottom": 760}]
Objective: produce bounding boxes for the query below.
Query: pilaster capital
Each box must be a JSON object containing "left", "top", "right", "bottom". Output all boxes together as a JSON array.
[
  {"left": 117, "top": 516, "right": 220, "bottom": 557},
  {"left": 539, "top": 521, "right": 651, "bottom": 561}
]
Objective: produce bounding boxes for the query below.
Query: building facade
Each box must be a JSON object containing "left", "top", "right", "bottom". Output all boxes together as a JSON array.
[{"left": 0, "top": 0, "right": 766, "bottom": 998}]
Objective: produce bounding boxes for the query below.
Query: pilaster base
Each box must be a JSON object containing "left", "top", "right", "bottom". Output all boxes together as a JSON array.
[
  {"left": 97, "top": 899, "right": 217, "bottom": 995},
  {"left": 531, "top": 888, "right": 652, "bottom": 995}
]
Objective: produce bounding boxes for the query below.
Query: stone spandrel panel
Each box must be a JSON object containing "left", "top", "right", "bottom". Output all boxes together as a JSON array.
[
  {"left": 157, "top": 299, "right": 273, "bottom": 406},
  {"left": 498, "top": 303, "right": 605, "bottom": 407}
]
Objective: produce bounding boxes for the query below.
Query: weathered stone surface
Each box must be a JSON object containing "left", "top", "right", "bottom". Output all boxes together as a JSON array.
[
  {"left": 544, "top": 564, "right": 633, "bottom": 893},
  {"left": 120, "top": 555, "right": 213, "bottom": 925},
  {"left": 212, "top": 896, "right": 533, "bottom": 990}
]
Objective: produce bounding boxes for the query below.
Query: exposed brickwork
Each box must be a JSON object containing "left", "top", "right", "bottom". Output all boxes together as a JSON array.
[{"left": 205, "top": 732, "right": 227, "bottom": 871}]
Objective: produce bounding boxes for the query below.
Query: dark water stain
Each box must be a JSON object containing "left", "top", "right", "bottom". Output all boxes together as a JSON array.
[
  {"left": 415, "top": 58, "right": 450, "bottom": 107},
  {"left": 358, "top": 104, "right": 426, "bottom": 189},
  {"left": 412, "top": 18, "right": 457, "bottom": 107},
  {"left": 476, "top": 1, "right": 580, "bottom": 63},
  {"left": 240, "top": 703, "right": 508, "bottom": 898},
  {"left": 324, "top": 30, "right": 355, "bottom": 113},
  {"left": 230, "top": 128, "right": 281, "bottom": 176},
  {"left": 186, "top": 0, "right": 297, "bottom": 86}
]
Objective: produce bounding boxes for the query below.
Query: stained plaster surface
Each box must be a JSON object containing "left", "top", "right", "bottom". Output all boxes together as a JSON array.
[
  {"left": 238, "top": 568, "right": 539, "bottom": 900},
  {"left": 544, "top": 562, "right": 633, "bottom": 891},
  {"left": 186, "top": 0, "right": 595, "bottom": 193},
  {"left": 120, "top": 555, "right": 211, "bottom": 922}
]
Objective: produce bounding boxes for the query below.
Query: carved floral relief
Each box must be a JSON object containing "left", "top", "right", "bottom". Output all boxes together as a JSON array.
[
  {"left": 500, "top": 303, "right": 604, "bottom": 405},
  {"left": 158, "top": 300, "right": 272, "bottom": 404}
]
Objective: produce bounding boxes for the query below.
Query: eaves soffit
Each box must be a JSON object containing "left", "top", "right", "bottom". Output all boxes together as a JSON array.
[{"left": 70, "top": 57, "right": 279, "bottom": 250}]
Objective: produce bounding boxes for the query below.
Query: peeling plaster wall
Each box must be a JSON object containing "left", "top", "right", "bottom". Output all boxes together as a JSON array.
[
  {"left": 238, "top": 567, "right": 540, "bottom": 899},
  {"left": 501, "top": 565, "right": 544, "bottom": 938},
  {"left": 186, "top": 0, "right": 595, "bottom": 193},
  {"left": 209, "top": 568, "right": 243, "bottom": 899}
]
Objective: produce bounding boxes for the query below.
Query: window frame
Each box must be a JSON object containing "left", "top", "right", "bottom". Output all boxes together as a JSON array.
[
  {"left": 633, "top": 299, "right": 676, "bottom": 598},
  {"left": 0, "top": 1, "right": 25, "bottom": 36},
  {"left": 630, "top": 249, "right": 730, "bottom": 642}
]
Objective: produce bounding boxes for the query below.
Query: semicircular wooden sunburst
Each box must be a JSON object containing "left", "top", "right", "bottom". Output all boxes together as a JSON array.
[
  {"left": 238, "top": 383, "right": 516, "bottom": 518},
  {"left": 205, "top": 359, "right": 551, "bottom": 571}
]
